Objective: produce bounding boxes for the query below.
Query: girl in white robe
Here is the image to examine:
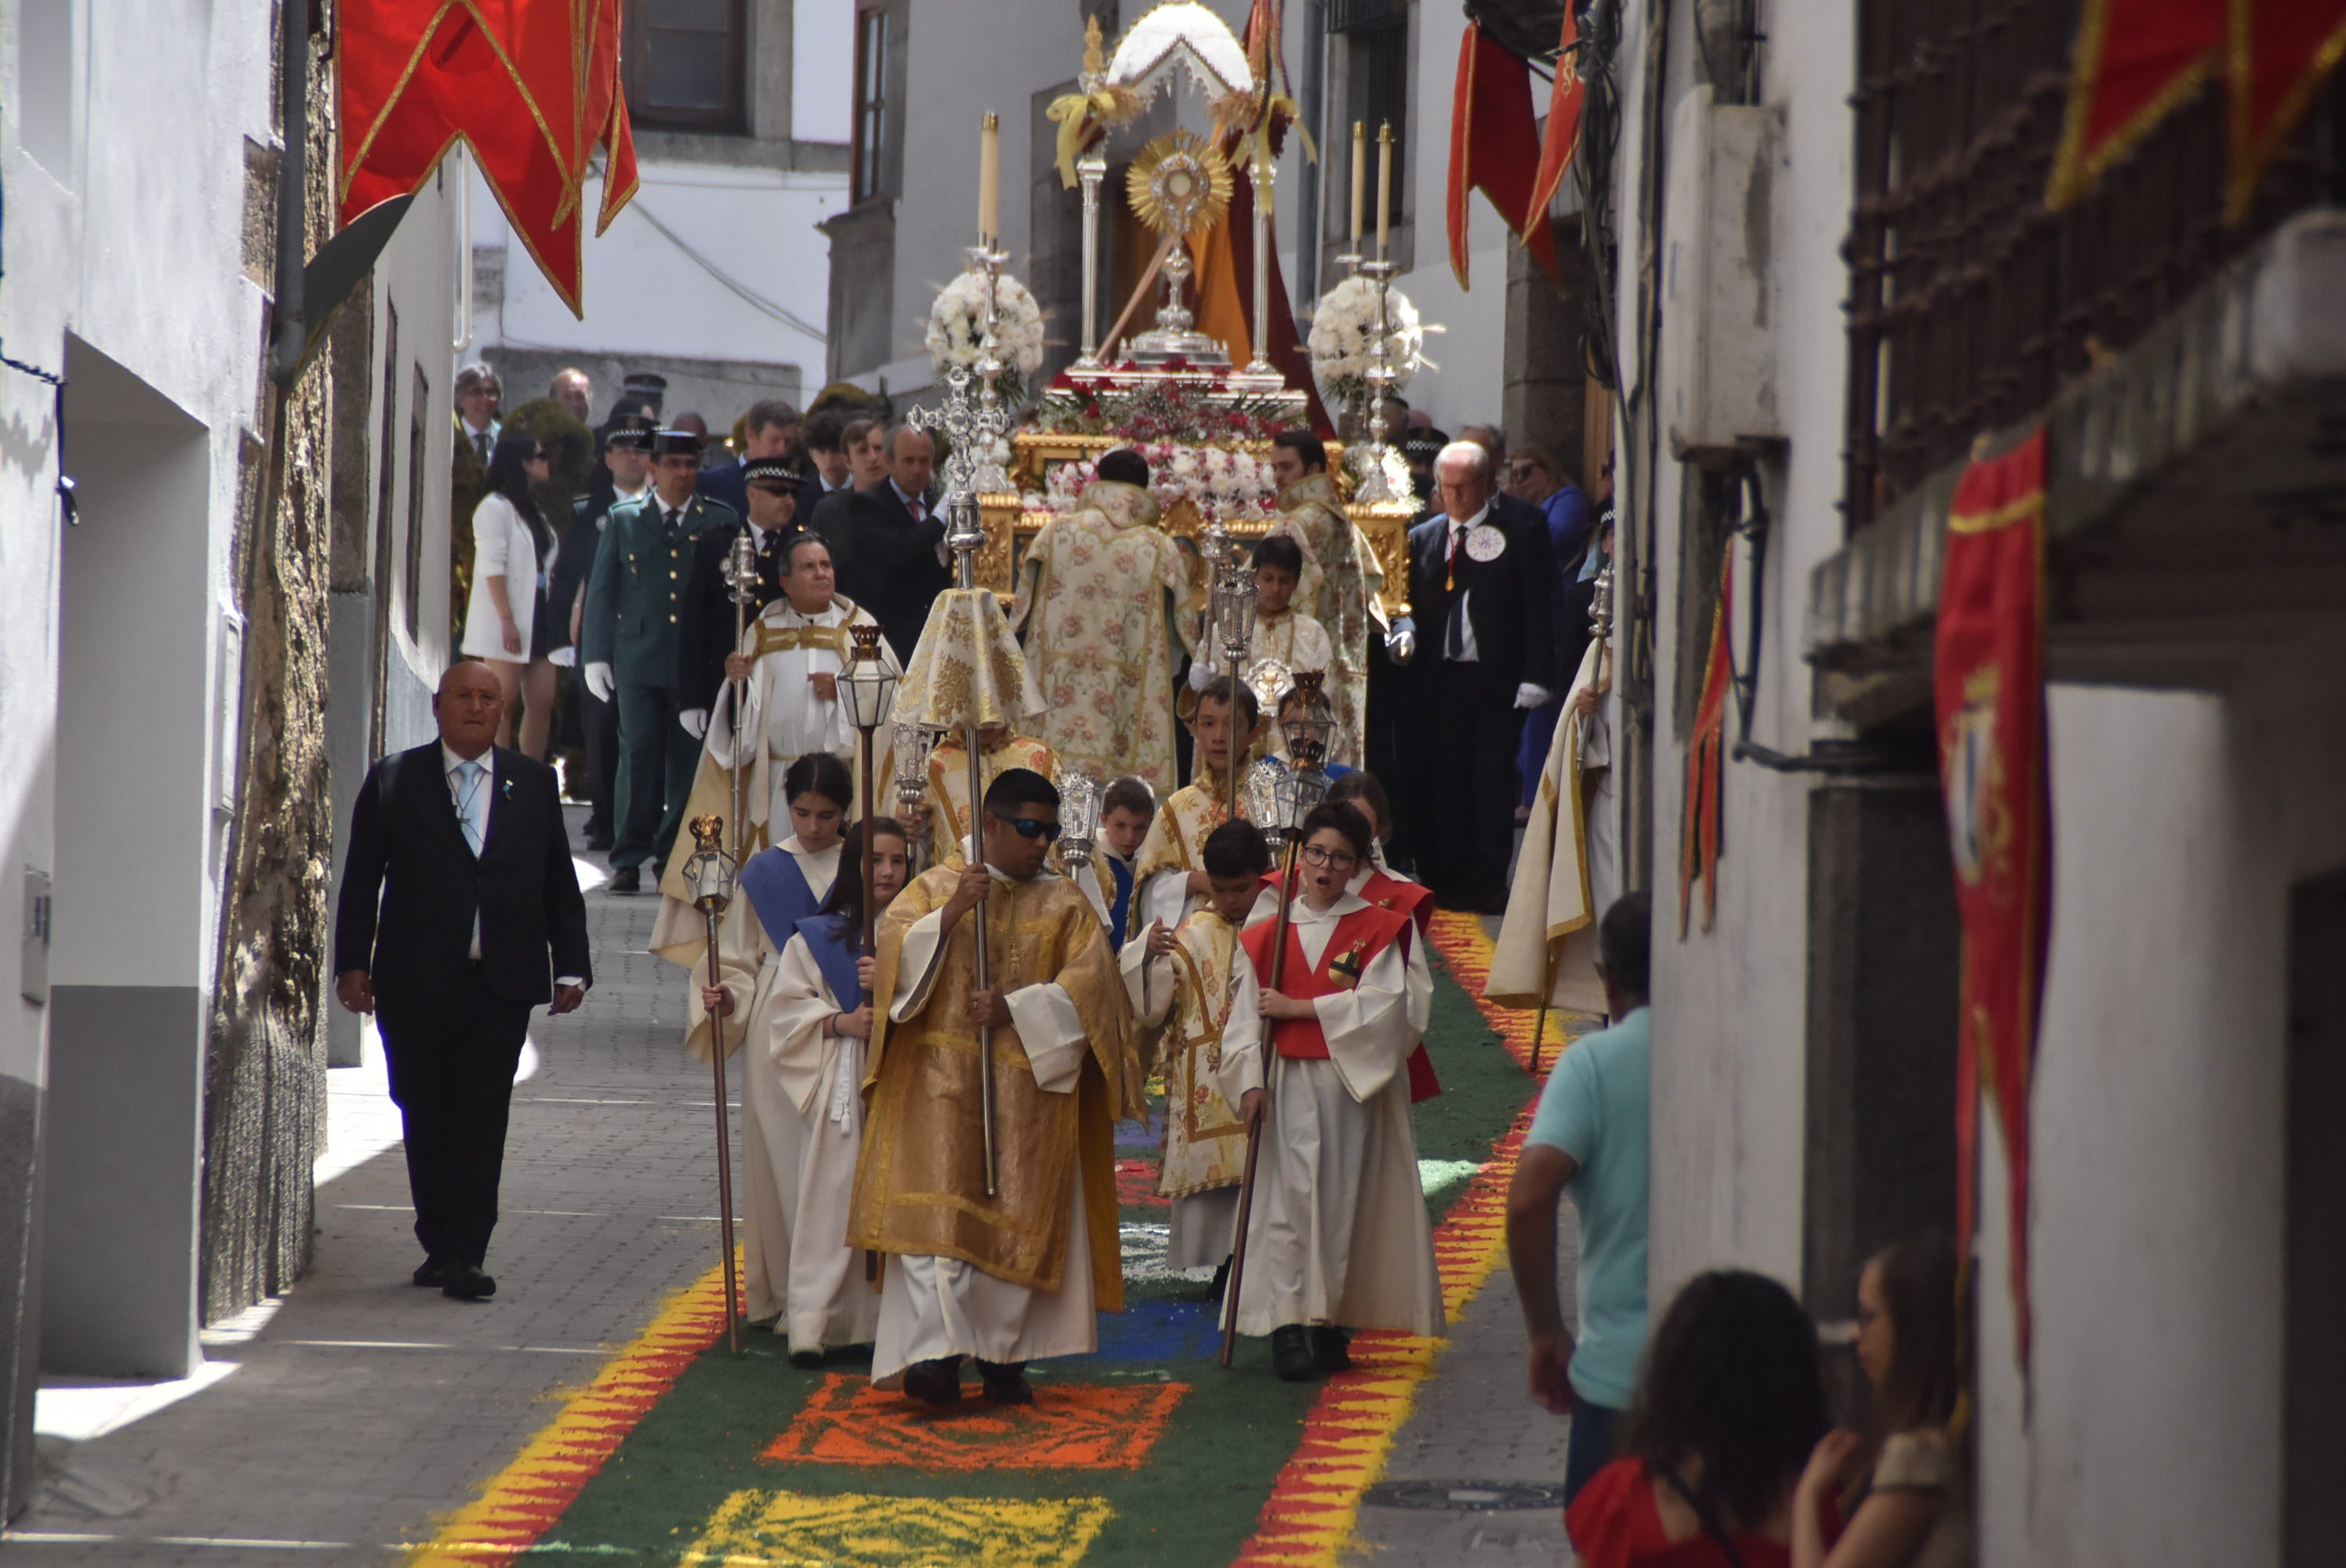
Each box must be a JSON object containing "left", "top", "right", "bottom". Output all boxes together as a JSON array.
[
  {"left": 1220, "top": 800, "right": 1444, "bottom": 1381},
  {"left": 686, "top": 753, "right": 851, "bottom": 1334}
]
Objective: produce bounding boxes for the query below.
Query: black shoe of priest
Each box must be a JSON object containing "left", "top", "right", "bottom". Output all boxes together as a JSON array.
[
  {"left": 789, "top": 1347, "right": 826, "bottom": 1370},
  {"left": 976, "top": 1359, "right": 1034, "bottom": 1405},
  {"left": 902, "top": 1356, "right": 964, "bottom": 1405},
  {"left": 1205, "top": 1258, "right": 1231, "bottom": 1305},
  {"left": 1271, "top": 1324, "right": 1318, "bottom": 1381},
  {"left": 606, "top": 866, "right": 641, "bottom": 895},
  {"left": 1309, "top": 1325, "right": 1353, "bottom": 1372}
]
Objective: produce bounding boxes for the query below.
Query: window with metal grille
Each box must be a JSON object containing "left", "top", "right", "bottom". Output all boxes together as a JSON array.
[
  {"left": 1336, "top": 0, "right": 1410, "bottom": 229},
  {"left": 622, "top": 0, "right": 747, "bottom": 133},
  {"left": 852, "top": 6, "right": 888, "bottom": 203}
]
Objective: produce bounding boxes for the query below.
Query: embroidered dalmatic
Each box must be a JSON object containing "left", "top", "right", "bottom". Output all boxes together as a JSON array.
[
  {"left": 921, "top": 732, "right": 1058, "bottom": 868},
  {"left": 1131, "top": 782, "right": 1247, "bottom": 936},
  {"left": 851, "top": 862, "right": 1147, "bottom": 1379},
  {"left": 1120, "top": 909, "right": 1262, "bottom": 1269},
  {"left": 1269, "top": 474, "right": 1383, "bottom": 768},
  {"left": 1009, "top": 479, "right": 1197, "bottom": 790}
]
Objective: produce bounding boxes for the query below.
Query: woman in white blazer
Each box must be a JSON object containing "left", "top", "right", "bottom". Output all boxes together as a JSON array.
[{"left": 459, "top": 431, "right": 560, "bottom": 754}]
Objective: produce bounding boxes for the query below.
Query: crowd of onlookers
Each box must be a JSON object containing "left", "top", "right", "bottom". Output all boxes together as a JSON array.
[{"left": 1508, "top": 892, "right": 1972, "bottom": 1568}]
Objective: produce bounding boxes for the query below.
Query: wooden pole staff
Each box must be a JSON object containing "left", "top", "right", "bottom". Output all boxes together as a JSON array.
[
  {"left": 690, "top": 815, "right": 743, "bottom": 1355},
  {"left": 1220, "top": 834, "right": 1301, "bottom": 1369}
]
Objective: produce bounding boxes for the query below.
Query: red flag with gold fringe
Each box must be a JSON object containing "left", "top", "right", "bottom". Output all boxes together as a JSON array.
[
  {"left": 1935, "top": 430, "right": 2053, "bottom": 1376},
  {"left": 337, "top": 0, "right": 638, "bottom": 317},
  {"left": 2045, "top": 0, "right": 2221, "bottom": 209},
  {"left": 1677, "top": 557, "right": 1730, "bottom": 938},
  {"left": 2225, "top": 0, "right": 2346, "bottom": 218},
  {"left": 1446, "top": 21, "right": 1563, "bottom": 292},
  {"left": 1523, "top": 6, "right": 1587, "bottom": 237}
]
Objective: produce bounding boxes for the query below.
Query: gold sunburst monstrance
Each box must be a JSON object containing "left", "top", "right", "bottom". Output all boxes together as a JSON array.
[{"left": 1125, "top": 129, "right": 1233, "bottom": 237}]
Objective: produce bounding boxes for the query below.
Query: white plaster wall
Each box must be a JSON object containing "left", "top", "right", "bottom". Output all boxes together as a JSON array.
[
  {"left": 475, "top": 162, "right": 844, "bottom": 383},
  {"left": 1634, "top": 0, "right": 1847, "bottom": 1301},
  {"left": 1974, "top": 661, "right": 2346, "bottom": 1566},
  {"left": 0, "top": 0, "right": 283, "bottom": 1076},
  {"left": 793, "top": 0, "right": 855, "bottom": 144}
]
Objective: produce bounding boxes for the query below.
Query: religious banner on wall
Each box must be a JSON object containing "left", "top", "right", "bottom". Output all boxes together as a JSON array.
[
  {"left": 1677, "top": 556, "right": 1730, "bottom": 938},
  {"left": 337, "top": 0, "right": 638, "bottom": 316},
  {"left": 1934, "top": 429, "right": 2054, "bottom": 1374},
  {"left": 1444, "top": 20, "right": 1563, "bottom": 290}
]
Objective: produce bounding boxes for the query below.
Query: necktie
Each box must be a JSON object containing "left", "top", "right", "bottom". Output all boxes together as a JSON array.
[
  {"left": 1447, "top": 525, "right": 1469, "bottom": 659},
  {"left": 455, "top": 760, "right": 487, "bottom": 855},
  {"left": 907, "top": 495, "right": 924, "bottom": 524},
  {"left": 476, "top": 431, "right": 492, "bottom": 463},
  {"left": 1446, "top": 522, "right": 1465, "bottom": 590}
]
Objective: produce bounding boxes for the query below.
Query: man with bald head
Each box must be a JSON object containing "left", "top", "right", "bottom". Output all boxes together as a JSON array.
[
  {"left": 335, "top": 661, "right": 592, "bottom": 1301},
  {"left": 830, "top": 422, "right": 950, "bottom": 665}
]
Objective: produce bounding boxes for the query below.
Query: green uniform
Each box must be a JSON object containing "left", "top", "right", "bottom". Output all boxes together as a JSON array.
[{"left": 582, "top": 489, "right": 739, "bottom": 871}]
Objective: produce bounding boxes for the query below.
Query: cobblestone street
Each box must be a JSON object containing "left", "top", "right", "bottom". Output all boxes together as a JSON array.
[{"left": 9, "top": 830, "right": 1588, "bottom": 1566}]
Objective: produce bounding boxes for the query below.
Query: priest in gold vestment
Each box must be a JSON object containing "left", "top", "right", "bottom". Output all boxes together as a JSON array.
[
  {"left": 852, "top": 767, "right": 1146, "bottom": 1406},
  {"left": 1267, "top": 432, "right": 1382, "bottom": 768},
  {"left": 1008, "top": 448, "right": 1195, "bottom": 791}
]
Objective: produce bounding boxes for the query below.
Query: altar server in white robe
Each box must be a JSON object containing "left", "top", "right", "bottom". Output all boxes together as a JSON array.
[
  {"left": 1221, "top": 800, "right": 1444, "bottom": 1382},
  {"left": 681, "top": 753, "right": 852, "bottom": 1325},
  {"left": 696, "top": 815, "right": 910, "bottom": 1361}
]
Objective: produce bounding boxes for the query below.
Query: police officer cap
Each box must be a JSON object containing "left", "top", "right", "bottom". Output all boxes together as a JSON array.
[
  {"left": 743, "top": 456, "right": 803, "bottom": 491},
  {"left": 623, "top": 372, "right": 670, "bottom": 398},
  {"left": 650, "top": 427, "right": 704, "bottom": 459},
  {"left": 605, "top": 412, "right": 657, "bottom": 451}
]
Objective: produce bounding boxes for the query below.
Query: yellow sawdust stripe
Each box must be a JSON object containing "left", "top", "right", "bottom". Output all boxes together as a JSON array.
[
  {"left": 403, "top": 1260, "right": 735, "bottom": 1565},
  {"left": 1233, "top": 913, "right": 1574, "bottom": 1566}
]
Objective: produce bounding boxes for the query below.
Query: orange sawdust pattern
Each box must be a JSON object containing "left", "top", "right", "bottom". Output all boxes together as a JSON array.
[
  {"left": 1425, "top": 906, "right": 1597, "bottom": 1069},
  {"left": 404, "top": 1261, "right": 736, "bottom": 1565},
  {"left": 1231, "top": 911, "right": 1580, "bottom": 1567},
  {"left": 761, "top": 1374, "right": 1187, "bottom": 1472}
]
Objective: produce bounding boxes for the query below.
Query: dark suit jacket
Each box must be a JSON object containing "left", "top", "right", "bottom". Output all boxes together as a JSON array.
[
  {"left": 697, "top": 460, "right": 750, "bottom": 518},
  {"left": 830, "top": 480, "right": 950, "bottom": 668},
  {"left": 676, "top": 521, "right": 790, "bottom": 710},
  {"left": 334, "top": 743, "right": 592, "bottom": 1005},
  {"left": 545, "top": 497, "right": 606, "bottom": 655},
  {"left": 1407, "top": 493, "right": 1559, "bottom": 700}
]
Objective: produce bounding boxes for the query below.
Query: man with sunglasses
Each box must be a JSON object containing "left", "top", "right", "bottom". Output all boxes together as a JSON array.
[{"left": 851, "top": 768, "right": 1148, "bottom": 1409}]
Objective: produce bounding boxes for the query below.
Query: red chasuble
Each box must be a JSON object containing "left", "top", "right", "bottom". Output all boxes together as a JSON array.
[{"left": 1240, "top": 904, "right": 1440, "bottom": 1101}]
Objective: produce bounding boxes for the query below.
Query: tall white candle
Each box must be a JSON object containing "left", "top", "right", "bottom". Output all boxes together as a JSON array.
[
  {"left": 1376, "top": 122, "right": 1393, "bottom": 256},
  {"left": 979, "top": 112, "right": 1000, "bottom": 244},
  {"left": 1350, "top": 121, "right": 1366, "bottom": 245}
]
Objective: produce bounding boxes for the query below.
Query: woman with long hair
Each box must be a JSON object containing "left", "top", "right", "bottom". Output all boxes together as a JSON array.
[
  {"left": 1792, "top": 1237, "right": 1970, "bottom": 1568},
  {"left": 459, "top": 430, "right": 560, "bottom": 754},
  {"left": 1568, "top": 1269, "right": 1832, "bottom": 1567},
  {"left": 684, "top": 753, "right": 854, "bottom": 1336}
]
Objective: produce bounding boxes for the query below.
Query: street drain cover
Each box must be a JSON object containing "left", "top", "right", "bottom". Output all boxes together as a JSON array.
[{"left": 1360, "top": 1480, "right": 1565, "bottom": 1512}]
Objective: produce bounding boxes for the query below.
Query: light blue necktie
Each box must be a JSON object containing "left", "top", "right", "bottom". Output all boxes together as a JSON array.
[{"left": 456, "top": 760, "right": 488, "bottom": 856}]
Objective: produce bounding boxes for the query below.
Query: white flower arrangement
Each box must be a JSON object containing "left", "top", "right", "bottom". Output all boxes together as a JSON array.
[
  {"left": 925, "top": 269, "right": 1047, "bottom": 405},
  {"left": 1027, "top": 441, "right": 1282, "bottom": 525},
  {"left": 1307, "top": 273, "right": 1430, "bottom": 409},
  {"left": 1343, "top": 439, "right": 1418, "bottom": 507}
]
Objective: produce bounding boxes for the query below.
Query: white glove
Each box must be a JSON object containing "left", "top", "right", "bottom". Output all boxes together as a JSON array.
[
  {"left": 1385, "top": 619, "right": 1416, "bottom": 666},
  {"left": 547, "top": 646, "right": 577, "bottom": 669},
  {"left": 1514, "top": 682, "right": 1552, "bottom": 710},
  {"left": 585, "top": 662, "right": 615, "bottom": 702},
  {"left": 1187, "top": 659, "right": 1218, "bottom": 692},
  {"left": 680, "top": 709, "right": 710, "bottom": 741}
]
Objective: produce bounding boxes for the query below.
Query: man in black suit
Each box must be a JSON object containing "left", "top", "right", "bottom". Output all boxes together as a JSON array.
[
  {"left": 335, "top": 662, "right": 592, "bottom": 1301},
  {"left": 1402, "top": 441, "right": 1559, "bottom": 913},
  {"left": 829, "top": 423, "right": 949, "bottom": 667}
]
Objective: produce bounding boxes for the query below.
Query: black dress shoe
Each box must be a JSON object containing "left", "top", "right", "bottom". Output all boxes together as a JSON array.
[
  {"left": 1204, "top": 1258, "right": 1231, "bottom": 1305},
  {"left": 606, "top": 866, "right": 641, "bottom": 895},
  {"left": 1271, "top": 1324, "right": 1318, "bottom": 1382},
  {"left": 788, "top": 1347, "right": 826, "bottom": 1370},
  {"left": 412, "top": 1258, "right": 448, "bottom": 1288},
  {"left": 442, "top": 1264, "right": 497, "bottom": 1301},
  {"left": 902, "top": 1356, "right": 964, "bottom": 1405},
  {"left": 975, "top": 1359, "right": 1033, "bottom": 1405},
  {"left": 1309, "top": 1325, "right": 1353, "bottom": 1372}
]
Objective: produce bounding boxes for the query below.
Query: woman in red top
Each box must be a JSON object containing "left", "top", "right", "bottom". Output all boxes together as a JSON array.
[{"left": 1567, "top": 1270, "right": 1831, "bottom": 1568}]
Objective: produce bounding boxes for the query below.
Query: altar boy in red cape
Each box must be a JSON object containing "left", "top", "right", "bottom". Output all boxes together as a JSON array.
[{"left": 1218, "top": 800, "right": 1444, "bottom": 1382}]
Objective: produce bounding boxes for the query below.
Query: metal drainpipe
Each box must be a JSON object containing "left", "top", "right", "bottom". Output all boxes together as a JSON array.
[
  {"left": 269, "top": 0, "right": 307, "bottom": 387},
  {"left": 1295, "top": 0, "right": 1325, "bottom": 307}
]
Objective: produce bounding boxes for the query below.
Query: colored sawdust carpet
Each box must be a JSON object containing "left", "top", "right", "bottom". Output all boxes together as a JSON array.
[{"left": 408, "top": 911, "right": 1588, "bottom": 1567}]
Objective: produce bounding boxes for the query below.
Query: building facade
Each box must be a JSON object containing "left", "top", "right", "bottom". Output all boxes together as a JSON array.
[
  {"left": 0, "top": 0, "right": 463, "bottom": 1515},
  {"left": 1612, "top": 0, "right": 2346, "bottom": 1560}
]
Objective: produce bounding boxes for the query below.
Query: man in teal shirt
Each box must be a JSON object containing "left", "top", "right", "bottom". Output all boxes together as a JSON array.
[{"left": 1506, "top": 889, "right": 1651, "bottom": 1505}]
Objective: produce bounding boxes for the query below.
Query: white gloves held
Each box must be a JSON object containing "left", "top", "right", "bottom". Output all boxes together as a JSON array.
[
  {"left": 584, "top": 662, "right": 615, "bottom": 702},
  {"left": 680, "top": 709, "right": 710, "bottom": 741}
]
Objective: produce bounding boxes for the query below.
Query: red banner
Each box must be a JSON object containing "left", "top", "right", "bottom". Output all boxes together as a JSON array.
[
  {"left": 338, "top": 0, "right": 638, "bottom": 317},
  {"left": 1677, "top": 557, "right": 1730, "bottom": 938},
  {"left": 1935, "top": 430, "right": 2053, "bottom": 1374},
  {"left": 2227, "top": 0, "right": 2346, "bottom": 217},
  {"left": 2046, "top": 0, "right": 2221, "bottom": 209},
  {"left": 1445, "top": 22, "right": 1563, "bottom": 292},
  {"left": 1522, "top": 7, "right": 1587, "bottom": 238}
]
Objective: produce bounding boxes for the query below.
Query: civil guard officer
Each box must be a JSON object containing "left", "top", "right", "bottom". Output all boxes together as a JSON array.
[
  {"left": 677, "top": 453, "right": 801, "bottom": 735},
  {"left": 582, "top": 427, "right": 740, "bottom": 893}
]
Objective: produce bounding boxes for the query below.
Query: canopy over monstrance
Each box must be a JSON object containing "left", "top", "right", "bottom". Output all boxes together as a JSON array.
[{"left": 925, "top": 2, "right": 1425, "bottom": 612}]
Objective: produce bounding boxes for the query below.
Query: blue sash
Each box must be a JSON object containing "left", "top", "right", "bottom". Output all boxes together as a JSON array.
[
  {"left": 738, "top": 847, "right": 822, "bottom": 951},
  {"left": 796, "top": 911, "right": 866, "bottom": 1007},
  {"left": 1107, "top": 855, "right": 1135, "bottom": 949}
]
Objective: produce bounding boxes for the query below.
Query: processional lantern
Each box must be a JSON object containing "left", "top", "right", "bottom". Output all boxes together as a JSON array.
[
  {"left": 1055, "top": 771, "right": 1102, "bottom": 862},
  {"left": 683, "top": 814, "right": 738, "bottom": 916},
  {"left": 839, "top": 623, "right": 899, "bottom": 732},
  {"left": 1279, "top": 669, "right": 1338, "bottom": 775},
  {"left": 681, "top": 812, "right": 744, "bottom": 1355}
]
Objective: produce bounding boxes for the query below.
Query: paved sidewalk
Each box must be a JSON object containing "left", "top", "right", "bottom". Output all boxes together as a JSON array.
[{"left": 13, "top": 829, "right": 729, "bottom": 1565}]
